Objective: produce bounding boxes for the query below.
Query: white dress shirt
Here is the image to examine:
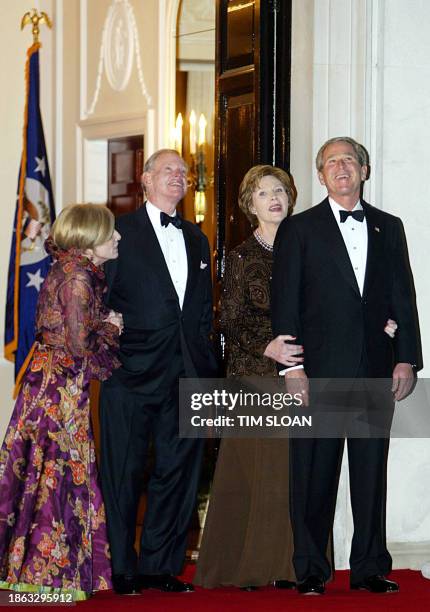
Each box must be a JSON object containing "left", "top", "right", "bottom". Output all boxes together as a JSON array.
[
  {"left": 146, "top": 201, "right": 188, "bottom": 308},
  {"left": 328, "top": 198, "right": 368, "bottom": 295}
]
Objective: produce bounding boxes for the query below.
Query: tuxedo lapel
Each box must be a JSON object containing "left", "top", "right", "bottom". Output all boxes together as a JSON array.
[
  {"left": 182, "top": 222, "right": 201, "bottom": 309},
  {"left": 136, "top": 205, "right": 180, "bottom": 304},
  {"left": 316, "top": 199, "right": 361, "bottom": 296},
  {"left": 362, "top": 201, "right": 383, "bottom": 298}
]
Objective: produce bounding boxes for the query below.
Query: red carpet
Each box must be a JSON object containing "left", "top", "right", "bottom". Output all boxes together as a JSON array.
[
  {"left": 78, "top": 566, "right": 429, "bottom": 611},
  {"left": 2, "top": 567, "right": 428, "bottom": 609}
]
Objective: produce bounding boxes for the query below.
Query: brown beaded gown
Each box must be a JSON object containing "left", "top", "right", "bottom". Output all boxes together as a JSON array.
[{"left": 194, "top": 234, "right": 296, "bottom": 587}]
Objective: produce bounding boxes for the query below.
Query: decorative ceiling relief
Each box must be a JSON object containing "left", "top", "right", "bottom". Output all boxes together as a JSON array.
[
  {"left": 86, "top": 0, "right": 152, "bottom": 116},
  {"left": 104, "top": 0, "right": 134, "bottom": 91}
]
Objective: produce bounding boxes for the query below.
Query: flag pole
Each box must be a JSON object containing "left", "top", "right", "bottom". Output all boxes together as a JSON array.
[
  {"left": 12, "top": 8, "right": 53, "bottom": 360},
  {"left": 6, "top": 10, "right": 53, "bottom": 362},
  {"left": 21, "top": 9, "right": 52, "bottom": 44},
  {"left": 4, "top": 10, "right": 55, "bottom": 380}
]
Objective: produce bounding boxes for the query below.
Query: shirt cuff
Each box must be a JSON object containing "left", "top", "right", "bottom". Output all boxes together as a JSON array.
[{"left": 279, "top": 364, "right": 304, "bottom": 376}]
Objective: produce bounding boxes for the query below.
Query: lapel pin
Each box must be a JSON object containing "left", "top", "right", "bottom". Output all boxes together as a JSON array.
[
  {"left": 374, "top": 226, "right": 380, "bottom": 232},
  {"left": 200, "top": 261, "right": 208, "bottom": 269}
]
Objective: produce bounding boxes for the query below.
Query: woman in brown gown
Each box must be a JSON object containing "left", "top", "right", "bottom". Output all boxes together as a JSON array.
[{"left": 194, "top": 165, "right": 303, "bottom": 589}]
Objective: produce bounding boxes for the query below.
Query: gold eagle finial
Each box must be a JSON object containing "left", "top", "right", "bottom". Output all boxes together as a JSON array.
[{"left": 21, "top": 9, "right": 52, "bottom": 44}]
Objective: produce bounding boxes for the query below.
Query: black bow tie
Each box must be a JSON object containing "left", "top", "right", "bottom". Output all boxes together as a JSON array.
[
  {"left": 160, "top": 211, "right": 182, "bottom": 229},
  {"left": 339, "top": 209, "right": 365, "bottom": 223}
]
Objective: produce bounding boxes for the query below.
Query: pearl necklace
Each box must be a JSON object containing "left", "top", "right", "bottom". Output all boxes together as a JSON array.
[{"left": 254, "top": 229, "right": 274, "bottom": 252}]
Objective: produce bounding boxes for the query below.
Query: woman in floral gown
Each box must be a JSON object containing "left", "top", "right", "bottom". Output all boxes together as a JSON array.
[{"left": 0, "top": 204, "right": 122, "bottom": 600}]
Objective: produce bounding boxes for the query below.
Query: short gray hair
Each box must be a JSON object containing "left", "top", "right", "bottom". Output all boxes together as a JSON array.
[
  {"left": 143, "top": 149, "right": 188, "bottom": 173},
  {"left": 315, "top": 137, "right": 369, "bottom": 171}
]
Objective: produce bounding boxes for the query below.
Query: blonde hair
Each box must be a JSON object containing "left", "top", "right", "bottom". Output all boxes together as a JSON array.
[
  {"left": 51, "top": 204, "right": 115, "bottom": 251},
  {"left": 238, "top": 165, "right": 297, "bottom": 226}
]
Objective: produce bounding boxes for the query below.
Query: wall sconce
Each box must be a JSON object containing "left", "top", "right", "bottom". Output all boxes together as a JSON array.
[{"left": 173, "top": 110, "right": 211, "bottom": 224}]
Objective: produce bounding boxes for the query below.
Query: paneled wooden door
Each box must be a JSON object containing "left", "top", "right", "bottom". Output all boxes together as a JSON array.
[
  {"left": 108, "top": 135, "right": 144, "bottom": 216},
  {"left": 215, "top": 0, "right": 292, "bottom": 266}
]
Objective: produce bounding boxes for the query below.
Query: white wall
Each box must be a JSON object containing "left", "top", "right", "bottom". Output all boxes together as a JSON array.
[
  {"left": 0, "top": 0, "right": 170, "bottom": 436},
  {"left": 291, "top": 0, "right": 430, "bottom": 570},
  {"left": 290, "top": 0, "right": 314, "bottom": 213}
]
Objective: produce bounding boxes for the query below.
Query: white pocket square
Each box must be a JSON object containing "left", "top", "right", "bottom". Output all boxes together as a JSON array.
[{"left": 200, "top": 261, "right": 208, "bottom": 269}]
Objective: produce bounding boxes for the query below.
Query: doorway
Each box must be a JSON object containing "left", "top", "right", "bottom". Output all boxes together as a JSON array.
[{"left": 108, "top": 135, "right": 144, "bottom": 216}]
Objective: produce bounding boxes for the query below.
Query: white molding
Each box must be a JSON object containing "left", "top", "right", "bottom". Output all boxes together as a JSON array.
[
  {"left": 179, "top": 60, "right": 215, "bottom": 72},
  {"left": 390, "top": 541, "right": 430, "bottom": 570},
  {"left": 312, "top": 0, "right": 329, "bottom": 204},
  {"left": 334, "top": 455, "right": 430, "bottom": 570},
  {"left": 79, "top": 112, "right": 152, "bottom": 136},
  {"left": 312, "top": 0, "right": 369, "bottom": 204},
  {"left": 103, "top": 1, "right": 135, "bottom": 92},
  {"left": 76, "top": 125, "right": 83, "bottom": 203},
  {"left": 146, "top": 108, "right": 155, "bottom": 158},
  {"left": 364, "top": 0, "right": 385, "bottom": 208},
  {"left": 158, "top": 0, "right": 181, "bottom": 148},
  {"left": 80, "top": 0, "right": 88, "bottom": 122},
  {"left": 130, "top": 4, "right": 152, "bottom": 106},
  {"left": 80, "top": 0, "right": 152, "bottom": 120},
  {"left": 55, "top": 0, "right": 63, "bottom": 212},
  {"left": 76, "top": 110, "right": 155, "bottom": 202}
]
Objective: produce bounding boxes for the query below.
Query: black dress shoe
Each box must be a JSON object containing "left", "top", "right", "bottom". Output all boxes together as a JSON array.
[
  {"left": 350, "top": 574, "right": 399, "bottom": 593},
  {"left": 274, "top": 579, "right": 296, "bottom": 589},
  {"left": 112, "top": 574, "right": 141, "bottom": 595},
  {"left": 139, "top": 574, "right": 194, "bottom": 592},
  {"left": 297, "top": 575, "right": 325, "bottom": 595}
]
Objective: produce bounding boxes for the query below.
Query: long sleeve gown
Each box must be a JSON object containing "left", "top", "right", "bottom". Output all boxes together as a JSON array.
[
  {"left": 194, "top": 234, "right": 296, "bottom": 587},
  {"left": 0, "top": 242, "right": 120, "bottom": 600}
]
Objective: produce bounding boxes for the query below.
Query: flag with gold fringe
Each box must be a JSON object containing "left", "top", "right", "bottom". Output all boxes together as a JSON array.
[{"left": 4, "top": 42, "right": 56, "bottom": 380}]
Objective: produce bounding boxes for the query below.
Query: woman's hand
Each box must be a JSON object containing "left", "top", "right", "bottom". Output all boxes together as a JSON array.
[
  {"left": 104, "top": 310, "right": 124, "bottom": 334},
  {"left": 384, "top": 319, "right": 398, "bottom": 338},
  {"left": 264, "top": 335, "right": 304, "bottom": 366}
]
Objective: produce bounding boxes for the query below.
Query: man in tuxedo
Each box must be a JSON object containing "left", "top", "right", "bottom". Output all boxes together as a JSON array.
[
  {"left": 271, "top": 137, "right": 422, "bottom": 595},
  {"left": 99, "top": 149, "right": 217, "bottom": 594}
]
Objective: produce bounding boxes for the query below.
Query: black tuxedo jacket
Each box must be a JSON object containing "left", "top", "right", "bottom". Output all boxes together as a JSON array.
[
  {"left": 104, "top": 205, "right": 218, "bottom": 391},
  {"left": 271, "top": 198, "right": 422, "bottom": 378}
]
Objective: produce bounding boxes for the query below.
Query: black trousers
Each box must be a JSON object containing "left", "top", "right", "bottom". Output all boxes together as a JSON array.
[
  {"left": 99, "top": 373, "right": 203, "bottom": 576},
  {"left": 289, "top": 358, "right": 393, "bottom": 583},
  {"left": 290, "top": 436, "right": 391, "bottom": 583}
]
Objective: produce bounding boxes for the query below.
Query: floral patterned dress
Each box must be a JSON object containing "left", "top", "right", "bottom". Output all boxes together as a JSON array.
[{"left": 0, "top": 242, "right": 120, "bottom": 600}]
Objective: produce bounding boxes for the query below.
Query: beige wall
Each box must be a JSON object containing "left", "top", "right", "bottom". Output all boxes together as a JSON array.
[
  {"left": 0, "top": 0, "right": 174, "bottom": 435},
  {"left": 0, "top": 0, "right": 55, "bottom": 429},
  {"left": 62, "top": 0, "right": 161, "bottom": 207}
]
